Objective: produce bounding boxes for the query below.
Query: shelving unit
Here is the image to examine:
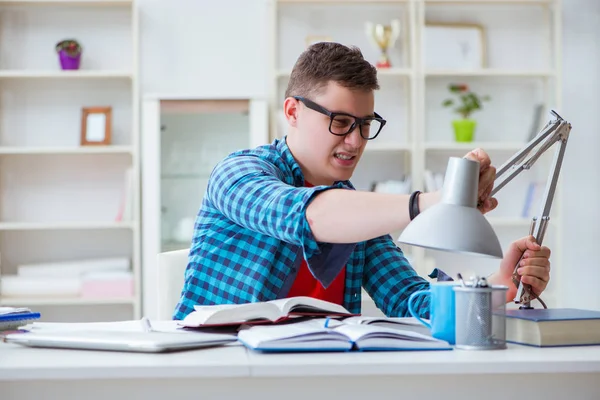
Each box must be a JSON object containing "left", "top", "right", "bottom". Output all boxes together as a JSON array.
[
  {"left": 269, "top": 0, "right": 563, "bottom": 310},
  {"left": 0, "top": 0, "right": 141, "bottom": 322}
]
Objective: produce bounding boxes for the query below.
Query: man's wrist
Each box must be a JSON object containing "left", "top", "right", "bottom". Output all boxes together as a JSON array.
[{"left": 418, "top": 190, "right": 441, "bottom": 213}]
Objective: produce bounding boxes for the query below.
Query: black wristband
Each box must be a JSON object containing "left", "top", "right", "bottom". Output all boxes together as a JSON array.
[{"left": 409, "top": 190, "right": 422, "bottom": 221}]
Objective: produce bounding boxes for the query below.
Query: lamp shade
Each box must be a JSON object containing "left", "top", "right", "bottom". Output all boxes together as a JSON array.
[{"left": 398, "top": 157, "right": 503, "bottom": 259}]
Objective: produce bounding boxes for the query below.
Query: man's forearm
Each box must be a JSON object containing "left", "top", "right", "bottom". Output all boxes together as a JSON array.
[{"left": 305, "top": 189, "right": 440, "bottom": 243}]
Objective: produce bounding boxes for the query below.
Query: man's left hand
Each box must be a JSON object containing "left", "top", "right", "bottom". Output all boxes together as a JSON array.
[{"left": 488, "top": 235, "right": 551, "bottom": 303}]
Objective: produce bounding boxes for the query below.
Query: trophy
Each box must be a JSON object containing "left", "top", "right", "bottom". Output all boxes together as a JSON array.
[{"left": 365, "top": 19, "right": 401, "bottom": 68}]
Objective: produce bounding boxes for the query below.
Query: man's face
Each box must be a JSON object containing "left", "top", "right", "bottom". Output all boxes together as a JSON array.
[{"left": 288, "top": 81, "right": 376, "bottom": 185}]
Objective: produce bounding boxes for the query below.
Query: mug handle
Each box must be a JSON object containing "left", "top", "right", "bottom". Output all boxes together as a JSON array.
[{"left": 408, "top": 290, "right": 432, "bottom": 329}]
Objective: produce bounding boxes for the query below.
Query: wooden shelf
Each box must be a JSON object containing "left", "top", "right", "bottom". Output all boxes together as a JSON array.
[
  {"left": 425, "top": 0, "right": 553, "bottom": 5},
  {"left": 364, "top": 142, "right": 412, "bottom": 152},
  {"left": 278, "top": 0, "right": 409, "bottom": 3},
  {"left": 0, "top": 297, "right": 136, "bottom": 306},
  {"left": 0, "top": 221, "right": 136, "bottom": 231},
  {"left": 424, "top": 142, "right": 525, "bottom": 152},
  {"left": 0, "top": 0, "right": 133, "bottom": 6},
  {"left": 0, "top": 70, "right": 133, "bottom": 79},
  {"left": 0, "top": 145, "right": 134, "bottom": 155},
  {"left": 426, "top": 69, "right": 555, "bottom": 78},
  {"left": 278, "top": 68, "right": 412, "bottom": 79}
]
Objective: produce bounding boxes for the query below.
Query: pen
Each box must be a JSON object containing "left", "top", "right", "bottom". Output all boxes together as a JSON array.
[{"left": 141, "top": 316, "right": 153, "bottom": 333}]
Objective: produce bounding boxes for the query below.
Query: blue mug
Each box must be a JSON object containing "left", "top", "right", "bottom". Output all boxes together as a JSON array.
[{"left": 408, "top": 282, "right": 458, "bottom": 344}]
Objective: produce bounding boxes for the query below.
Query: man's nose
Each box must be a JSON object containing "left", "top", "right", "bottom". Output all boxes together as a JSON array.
[{"left": 344, "top": 125, "right": 364, "bottom": 148}]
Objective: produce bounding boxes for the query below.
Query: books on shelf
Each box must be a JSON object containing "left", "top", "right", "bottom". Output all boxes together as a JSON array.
[
  {"left": 0, "top": 257, "right": 133, "bottom": 299},
  {"left": 505, "top": 308, "right": 600, "bottom": 347},
  {"left": 237, "top": 318, "right": 451, "bottom": 352},
  {"left": 180, "top": 296, "right": 355, "bottom": 328}
]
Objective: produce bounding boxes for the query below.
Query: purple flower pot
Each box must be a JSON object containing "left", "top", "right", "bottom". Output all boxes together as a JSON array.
[{"left": 58, "top": 50, "right": 81, "bottom": 70}]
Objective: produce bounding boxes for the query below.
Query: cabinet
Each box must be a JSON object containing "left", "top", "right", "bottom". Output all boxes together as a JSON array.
[
  {"left": 0, "top": 0, "right": 141, "bottom": 322},
  {"left": 141, "top": 96, "right": 269, "bottom": 319},
  {"left": 269, "top": 0, "right": 562, "bottom": 309}
]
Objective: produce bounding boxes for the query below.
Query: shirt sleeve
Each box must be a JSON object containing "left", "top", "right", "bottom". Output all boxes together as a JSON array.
[
  {"left": 206, "top": 154, "right": 354, "bottom": 287},
  {"left": 362, "top": 234, "right": 431, "bottom": 318}
]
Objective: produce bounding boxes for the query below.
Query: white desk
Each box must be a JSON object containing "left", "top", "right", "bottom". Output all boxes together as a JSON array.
[{"left": 1, "top": 342, "right": 599, "bottom": 400}]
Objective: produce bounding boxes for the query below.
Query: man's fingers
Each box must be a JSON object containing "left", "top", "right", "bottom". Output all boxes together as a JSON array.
[
  {"left": 464, "top": 148, "right": 491, "bottom": 170},
  {"left": 523, "top": 246, "right": 551, "bottom": 259},
  {"left": 517, "top": 264, "right": 550, "bottom": 282},
  {"left": 513, "top": 236, "right": 542, "bottom": 253},
  {"left": 520, "top": 275, "right": 547, "bottom": 295},
  {"left": 478, "top": 166, "right": 496, "bottom": 197}
]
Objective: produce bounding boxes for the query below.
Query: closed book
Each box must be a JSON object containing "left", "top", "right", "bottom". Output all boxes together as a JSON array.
[
  {"left": 505, "top": 308, "right": 600, "bottom": 347},
  {"left": 237, "top": 318, "right": 451, "bottom": 352},
  {"left": 180, "top": 296, "right": 355, "bottom": 328}
]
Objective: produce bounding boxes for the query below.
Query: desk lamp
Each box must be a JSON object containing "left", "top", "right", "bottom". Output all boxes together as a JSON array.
[{"left": 398, "top": 110, "right": 572, "bottom": 309}]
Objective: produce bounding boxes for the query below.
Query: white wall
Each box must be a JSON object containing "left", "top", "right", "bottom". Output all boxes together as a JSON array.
[
  {"left": 561, "top": 0, "right": 600, "bottom": 310},
  {"left": 138, "top": 0, "right": 600, "bottom": 310},
  {"left": 139, "top": 0, "right": 268, "bottom": 98}
]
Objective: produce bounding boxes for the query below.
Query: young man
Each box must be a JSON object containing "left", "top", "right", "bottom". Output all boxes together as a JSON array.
[{"left": 173, "top": 42, "right": 551, "bottom": 320}]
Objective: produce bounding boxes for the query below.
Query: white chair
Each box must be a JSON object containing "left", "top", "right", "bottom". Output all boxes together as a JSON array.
[{"left": 156, "top": 248, "right": 190, "bottom": 320}]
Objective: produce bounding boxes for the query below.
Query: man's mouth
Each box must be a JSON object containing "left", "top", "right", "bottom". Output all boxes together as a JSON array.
[{"left": 334, "top": 153, "right": 356, "bottom": 160}]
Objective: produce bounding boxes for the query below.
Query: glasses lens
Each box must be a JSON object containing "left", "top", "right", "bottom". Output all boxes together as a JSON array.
[
  {"left": 361, "top": 119, "right": 383, "bottom": 139},
  {"left": 330, "top": 115, "right": 356, "bottom": 135}
]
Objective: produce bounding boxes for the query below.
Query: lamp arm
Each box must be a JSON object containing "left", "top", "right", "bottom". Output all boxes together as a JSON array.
[{"left": 487, "top": 110, "right": 572, "bottom": 308}]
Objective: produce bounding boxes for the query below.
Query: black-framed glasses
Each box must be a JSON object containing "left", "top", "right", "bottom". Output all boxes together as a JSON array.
[{"left": 293, "top": 96, "right": 386, "bottom": 140}]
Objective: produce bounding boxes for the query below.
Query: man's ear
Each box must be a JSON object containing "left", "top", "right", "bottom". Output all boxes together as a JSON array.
[{"left": 283, "top": 97, "right": 299, "bottom": 128}]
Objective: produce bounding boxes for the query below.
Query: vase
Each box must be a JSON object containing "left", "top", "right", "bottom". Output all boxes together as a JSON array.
[
  {"left": 452, "top": 119, "right": 476, "bottom": 142},
  {"left": 58, "top": 50, "right": 81, "bottom": 70}
]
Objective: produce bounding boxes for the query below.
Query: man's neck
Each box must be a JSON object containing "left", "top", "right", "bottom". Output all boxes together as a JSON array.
[{"left": 285, "top": 136, "right": 333, "bottom": 186}]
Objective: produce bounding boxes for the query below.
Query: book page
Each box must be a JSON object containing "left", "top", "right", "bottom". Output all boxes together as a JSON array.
[
  {"left": 333, "top": 324, "right": 440, "bottom": 343},
  {"left": 341, "top": 316, "right": 432, "bottom": 336},
  {"left": 237, "top": 318, "right": 350, "bottom": 350},
  {"left": 270, "top": 296, "right": 351, "bottom": 316},
  {"left": 185, "top": 302, "right": 282, "bottom": 326}
]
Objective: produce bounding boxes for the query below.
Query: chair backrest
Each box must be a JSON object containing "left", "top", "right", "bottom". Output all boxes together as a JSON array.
[{"left": 156, "top": 248, "right": 190, "bottom": 320}]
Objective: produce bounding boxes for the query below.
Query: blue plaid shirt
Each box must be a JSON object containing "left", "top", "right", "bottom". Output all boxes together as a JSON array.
[{"left": 173, "top": 137, "right": 432, "bottom": 320}]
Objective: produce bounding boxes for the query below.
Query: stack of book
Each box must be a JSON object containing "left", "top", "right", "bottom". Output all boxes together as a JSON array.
[
  {"left": 0, "top": 257, "right": 133, "bottom": 299},
  {"left": 179, "top": 296, "right": 451, "bottom": 352}
]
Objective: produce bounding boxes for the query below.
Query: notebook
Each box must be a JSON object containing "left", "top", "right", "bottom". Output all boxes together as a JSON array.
[
  {"left": 505, "top": 308, "right": 600, "bottom": 347},
  {"left": 2, "top": 330, "right": 238, "bottom": 353},
  {"left": 180, "top": 296, "right": 355, "bottom": 328},
  {"left": 236, "top": 318, "right": 451, "bottom": 352}
]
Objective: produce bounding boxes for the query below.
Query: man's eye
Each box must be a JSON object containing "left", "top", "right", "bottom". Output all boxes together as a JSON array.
[{"left": 332, "top": 117, "right": 352, "bottom": 126}]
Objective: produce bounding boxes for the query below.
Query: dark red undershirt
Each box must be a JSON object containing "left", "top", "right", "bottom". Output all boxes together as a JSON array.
[{"left": 286, "top": 181, "right": 346, "bottom": 305}]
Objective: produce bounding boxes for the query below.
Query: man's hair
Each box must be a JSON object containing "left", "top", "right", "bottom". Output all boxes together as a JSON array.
[{"left": 284, "top": 42, "right": 380, "bottom": 99}]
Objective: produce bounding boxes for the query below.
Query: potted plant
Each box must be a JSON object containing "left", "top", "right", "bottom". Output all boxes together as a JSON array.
[
  {"left": 55, "top": 39, "right": 82, "bottom": 70},
  {"left": 442, "top": 83, "right": 490, "bottom": 142}
]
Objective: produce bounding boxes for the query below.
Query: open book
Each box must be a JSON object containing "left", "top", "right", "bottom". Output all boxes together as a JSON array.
[
  {"left": 180, "top": 296, "right": 355, "bottom": 328},
  {"left": 340, "top": 316, "right": 432, "bottom": 337},
  {"left": 237, "top": 318, "right": 451, "bottom": 352}
]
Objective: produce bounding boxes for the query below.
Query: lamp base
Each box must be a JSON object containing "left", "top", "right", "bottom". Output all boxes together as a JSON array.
[{"left": 519, "top": 305, "right": 534, "bottom": 310}]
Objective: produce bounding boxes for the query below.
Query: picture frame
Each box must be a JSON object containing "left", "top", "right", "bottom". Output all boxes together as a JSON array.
[
  {"left": 305, "top": 35, "right": 333, "bottom": 49},
  {"left": 423, "top": 22, "right": 486, "bottom": 70},
  {"left": 81, "top": 106, "right": 112, "bottom": 146}
]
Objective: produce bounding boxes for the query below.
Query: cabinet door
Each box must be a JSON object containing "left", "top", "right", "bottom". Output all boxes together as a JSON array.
[{"left": 141, "top": 97, "right": 268, "bottom": 318}]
